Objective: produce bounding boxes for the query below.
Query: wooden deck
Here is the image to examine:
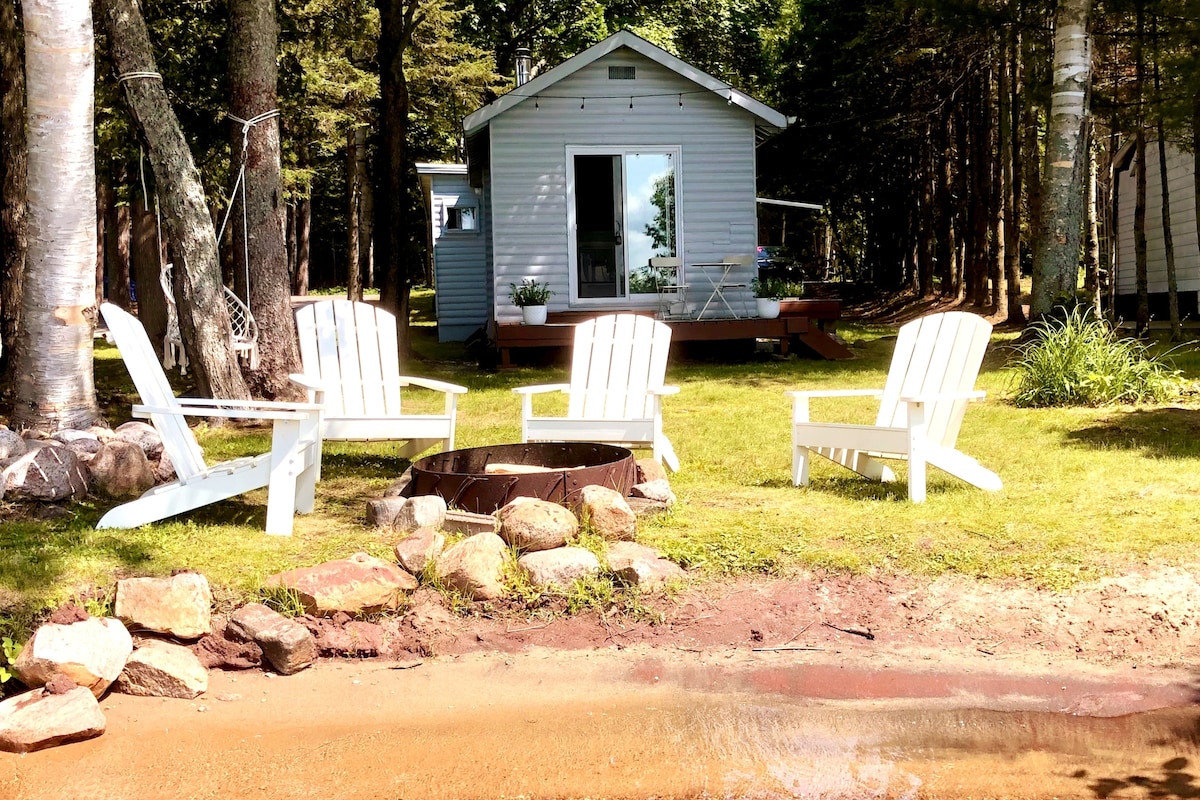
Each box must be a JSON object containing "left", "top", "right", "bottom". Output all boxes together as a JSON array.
[{"left": 494, "top": 299, "right": 852, "bottom": 366}]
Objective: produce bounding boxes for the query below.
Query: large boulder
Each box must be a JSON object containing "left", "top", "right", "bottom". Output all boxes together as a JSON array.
[
  {"left": 1, "top": 443, "right": 89, "bottom": 501},
  {"left": 636, "top": 458, "right": 668, "bottom": 484},
  {"left": 606, "top": 541, "right": 686, "bottom": 590},
  {"left": 227, "top": 604, "right": 316, "bottom": 675},
  {"left": 497, "top": 498, "right": 577, "bottom": 553},
  {"left": 13, "top": 617, "right": 133, "bottom": 697},
  {"left": 578, "top": 485, "right": 637, "bottom": 541},
  {"left": 115, "top": 640, "right": 208, "bottom": 699},
  {"left": 115, "top": 573, "right": 213, "bottom": 639},
  {"left": 367, "top": 496, "right": 408, "bottom": 528},
  {"left": 266, "top": 553, "right": 418, "bottom": 616},
  {"left": 435, "top": 532, "right": 509, "bottom": 601},
  {"left": 89, "top": 440, "right": 156, "bottom": 499},
  {"left": 115, "top": 421, "right": 163, "bottom": 461},
  {"left": 518, "top": 547, "right": 601, "bottom": 588},
  {"left": 394, "top": 527, "right": 445, "bottom": 576},
  {"left": 0, "top": 685, "right": 106, "bottom": 753},
  {"left": 631, "top": 479, "right": 676, "bottom": 506},
  {"left": 62, "top": 436, "right": 104, "bottom": 463}
]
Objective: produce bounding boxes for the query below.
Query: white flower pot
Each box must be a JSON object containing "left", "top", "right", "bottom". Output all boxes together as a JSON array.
[
  {"left": 756, "top": 298, "right": 781, "bottom": 319},
  {"left": 522, "top": 305, "right": 548, "bottom": 325}
]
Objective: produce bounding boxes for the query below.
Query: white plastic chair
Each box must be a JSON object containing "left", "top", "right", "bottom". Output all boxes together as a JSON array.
[
  {"left": 514, "top": 313, "right": 680, "bottom": 471},
  {"left": 97, "top": 303, "right": 323, "bottom": 535},
  {"left": 788, "top": 311, "right": 1001, "bottom": 502}
]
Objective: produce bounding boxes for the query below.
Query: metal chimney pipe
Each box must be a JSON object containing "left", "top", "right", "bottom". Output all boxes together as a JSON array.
[{"left": 515, "top": 47, "right": 532, "bottom": 87}]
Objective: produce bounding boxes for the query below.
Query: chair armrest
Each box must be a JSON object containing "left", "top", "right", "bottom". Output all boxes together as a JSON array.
[
  {"left": 786, "top": 389, "right": 883, "bottom": 400},
  {"left": 647, "top": 385, "right": 680, "bottom": 396},
  {"left": 900, "top": 390, "right": 986, "bottom": 404},
  {"left": 289, "top": 373, "right": 324, "bottom": 392},
  {"left": 513, "top": 384, "right": 570, "bottom": 396},
  {"left": 399, "top": 375, "right": 469, "bottom": 395},
  {"left": 133, "top": 402, "right": 319, "bottom": 422},
  {"left": 171, "top": 397, "right": 323, "bottom": 412}
]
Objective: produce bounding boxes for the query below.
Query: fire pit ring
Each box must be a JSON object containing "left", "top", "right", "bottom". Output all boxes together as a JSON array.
[{"left": 403, "top": 442, "right": 638, "bottom": 515}]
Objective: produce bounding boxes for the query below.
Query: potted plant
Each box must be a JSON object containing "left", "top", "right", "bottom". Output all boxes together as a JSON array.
[
  {"left": 510, "top": 279, "right": 554, "bottom": 325},
  {"left": 751, "top": 277, "right": 786, "bottom": 319}
]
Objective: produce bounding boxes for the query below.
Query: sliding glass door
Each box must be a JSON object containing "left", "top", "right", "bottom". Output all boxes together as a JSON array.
[{"left": 568, "top": 147, "right": 680, "bottom": 303}]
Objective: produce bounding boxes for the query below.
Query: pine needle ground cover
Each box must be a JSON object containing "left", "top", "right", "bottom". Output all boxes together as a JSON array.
[{"left": 5, "top": 315, "right": 1200, "bottom": 631}]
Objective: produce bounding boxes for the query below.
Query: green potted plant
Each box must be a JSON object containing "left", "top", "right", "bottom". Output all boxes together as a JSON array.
[
  {"left": 509, "top": 279, "right": 554, "bottom": 325},
  {"left": 751, "top": 277, "right": 785, "bottom": 319}
]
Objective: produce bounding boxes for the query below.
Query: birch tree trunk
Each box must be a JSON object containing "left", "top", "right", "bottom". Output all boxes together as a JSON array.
[
  {"left": 230, "top": 0, "right": 300, "bottom": 399},
  {"left": 0, "top": 0, "right": 27, "bottom": 400},
  {"left": 98, "top": 0, "right": 249, "bottom": 401},
  {"left": 12, "top": 0, "right": 100, "bottom": 431},
  {"left": 1031, "top": 0, "right": 1092, "bottom": 318}
]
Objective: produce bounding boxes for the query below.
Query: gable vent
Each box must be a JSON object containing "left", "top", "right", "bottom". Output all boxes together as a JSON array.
[{"left": 608, "top": 66, "right": 636, "bottom": 80}]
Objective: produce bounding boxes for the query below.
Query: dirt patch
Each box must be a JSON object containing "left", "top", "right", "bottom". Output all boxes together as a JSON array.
[{"left": 374, "top": 568, "right": 1200, "bottom": 674}]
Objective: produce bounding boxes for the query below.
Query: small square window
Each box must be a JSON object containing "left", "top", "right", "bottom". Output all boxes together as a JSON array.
[{"left": 446, "top": 205, "right": 477, "bottom": 231}]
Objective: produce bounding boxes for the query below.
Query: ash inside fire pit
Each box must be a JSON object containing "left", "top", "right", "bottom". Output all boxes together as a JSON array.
[{"left": 403, "top": 442, "right": 637, "bottom": 515}]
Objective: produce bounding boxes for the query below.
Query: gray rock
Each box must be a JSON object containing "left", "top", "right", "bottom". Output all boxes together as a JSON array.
[
  {"left": 518, "top": 547, "right": 601, "bottom": 588},
  {"left": 606, "top": 541, "right": 686, "bottom": 590},
  {"left": 367, "top": 496, "right": 408, "bottom": 528},
  {"left": 1, "top": 443, "right": 89, "bottom": 502},
  {"left": 631, "top": 479, "right": 676, "bottom": 506},
  {"left": 115, "top": 640, "right": 208, "bottom": 699},
  {"left": 13, "top": 617, "right": 134, "bottom": 698},
  {"left": 0, "top": 428, "right": 27, "bottom": 460},
  {"left": 154, "top": 450, "right": 175, "bottom": 483},
  {"left": 227, "top": 604, "right": 316, "bottom": 675},
  {"left": 63, "top": 436, "right": 104, "bottom": 462},
  {"left": 578, "top": 485, "right": 637, "bottom": 541},
  {"left": 497, "top": 498, "right": 577, "bottom": 553},
  {"left": 394, "top": 527, "right": 445, "bottom": 575},
  {"left": 89, "top": 440, "right": 156, "bottom": 499},
  {"left": 115, "top": 573, "right": 213, "bottom": 639},
  {"left": 394, "top": 495, "right": 447, "bottom": 533},
  {"left": 51, "top": 429, "right": 99, "bottom": 445},
  {"left": 435, "top": 532, "right": 510, "bottom": 601},
  {"left": 266, "top": 553, "right": 418, "bottom": 616},
  {"left": 383, "top": 467, "right": 414, "bottom": 497},
  {"left": 115, "top": 420, "right": 163, "bottom": 461},
  {"left": 0, "top": 686, "right": 105, "bottom": 753}
]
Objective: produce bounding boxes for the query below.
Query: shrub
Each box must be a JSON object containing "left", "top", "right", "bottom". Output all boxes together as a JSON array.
[{"left": 1011, "top": 307, "right": 1181, "bottom": 407}]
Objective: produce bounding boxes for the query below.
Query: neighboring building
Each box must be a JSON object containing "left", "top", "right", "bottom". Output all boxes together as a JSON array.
[
  {"left": 419, "top": 30, "right": 789, "bottom": 341},
  {"left": 1112, "top": 139, "right": 1200, "bottom": 320}
]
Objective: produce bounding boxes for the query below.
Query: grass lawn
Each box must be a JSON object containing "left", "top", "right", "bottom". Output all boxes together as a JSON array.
[{"left": 4, "top": 292, "right": 1200, "bottom": 635}]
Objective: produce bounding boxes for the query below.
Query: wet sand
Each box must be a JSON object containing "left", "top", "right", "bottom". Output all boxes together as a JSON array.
[{"left": 3, "top": 649, "right": 1198, "bottom": 799}]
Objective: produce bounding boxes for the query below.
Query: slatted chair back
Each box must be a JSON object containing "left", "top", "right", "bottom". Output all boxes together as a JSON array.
[
  {"left": 294, "top": 300, "right": 404, "bottom": 419},
  {"left": 874, "top": 311, "right": 993, "bottom": 449},
  {"left": 566, "top": 314, "right": 672, "bottom": 420},
  {"left": 100, "top": 304, "right": 208, "bottom": 480}
]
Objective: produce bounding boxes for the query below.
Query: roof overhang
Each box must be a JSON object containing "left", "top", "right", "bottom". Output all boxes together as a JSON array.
[{"left": 464, "top": 30, "right": 789, "bottom": 139}]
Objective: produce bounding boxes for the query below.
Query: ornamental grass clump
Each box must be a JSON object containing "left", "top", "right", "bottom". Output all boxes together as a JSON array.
[{"left": 1011, "top": 306, "right": 1181, "bottom": 407}]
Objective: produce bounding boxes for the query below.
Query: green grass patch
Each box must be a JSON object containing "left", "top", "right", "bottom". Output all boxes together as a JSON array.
[{"left": 7, "top": 314, "right": 1200, "bottom": 636}]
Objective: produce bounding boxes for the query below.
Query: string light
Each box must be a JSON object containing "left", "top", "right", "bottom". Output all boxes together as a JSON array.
[
  {"left": 535, "top": 96, "right": 539, "bottom": 110},
  {"left": 581, "top": 97, "right": 585, "bottom": 109},
  {"left": 679, "top": 93, "right": 683, "bottom": 109},
  {"left": 629, "top": 96, "right": 634, "bottom": 109}
]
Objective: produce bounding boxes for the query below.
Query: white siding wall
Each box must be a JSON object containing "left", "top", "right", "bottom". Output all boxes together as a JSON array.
[
  {"left": 487, "top": 49, "right": 760, "bottom": 322},
  {"left": 429, "top": 173, "right": 490, "bottom": 341},
  {"left": 1115, "top": 141, "right": 1200, "bottom": 295}
]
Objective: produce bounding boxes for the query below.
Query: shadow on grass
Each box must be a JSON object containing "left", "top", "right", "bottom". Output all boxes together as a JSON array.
[{"left": 1064, "top": 407, "right": 1200, "bottom": 459}]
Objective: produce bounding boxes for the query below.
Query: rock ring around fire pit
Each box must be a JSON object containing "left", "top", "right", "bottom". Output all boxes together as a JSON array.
[{"left": 403, "top": 442, "right": 638, "bottom": 515}]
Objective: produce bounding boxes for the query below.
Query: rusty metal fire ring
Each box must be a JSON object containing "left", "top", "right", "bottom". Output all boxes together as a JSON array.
[{"left": 403, "top": 442, "right": 638, "bottom": 515}]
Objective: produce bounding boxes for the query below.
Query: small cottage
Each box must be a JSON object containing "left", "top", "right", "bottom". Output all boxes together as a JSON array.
[
  {"left": 1112, "top": 139, "right": 1200, "bottom": 319},
  {"left": 419, "top": 30, "right": 789, "bottom": 342}
]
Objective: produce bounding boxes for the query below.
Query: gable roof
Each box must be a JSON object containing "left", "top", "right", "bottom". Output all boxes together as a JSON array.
[{"left": 463, "top": 30, "right": 789, "bottom": 139}]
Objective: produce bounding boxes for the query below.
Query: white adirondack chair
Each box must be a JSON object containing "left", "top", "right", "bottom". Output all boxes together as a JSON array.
[
  {"left": 514, "top": 313, "right": 681, "bottom": 471},
  {"left": 292, "top": 300, "right": 467, "bottom": 458},
  {"left": 97, "top": 303, "right": 323, "bottom": 535},
  {"left": 788, "top": 311, "right": 1001, "bottom": 502}
]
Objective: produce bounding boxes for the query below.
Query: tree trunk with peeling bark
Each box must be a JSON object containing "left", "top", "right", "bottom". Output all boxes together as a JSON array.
[
  {"left": 98, "top": 0, "right": 249, "bottom": 401},
  {"left": 0, "top": 0, "right": 27, "bottom": 404},
  {"left": 229, "top": 0, "right": 299, "bottom": 399},
  {"left": 1031, "top": 0, "right": 1093, "bottom": 318},
  {"left": 12, "top": 0, "right": 101, "bottom": 431}
]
